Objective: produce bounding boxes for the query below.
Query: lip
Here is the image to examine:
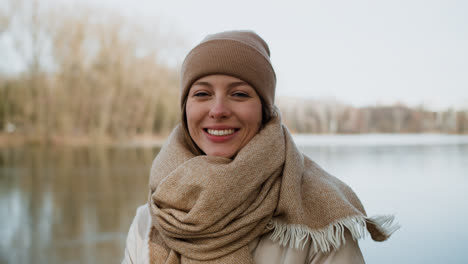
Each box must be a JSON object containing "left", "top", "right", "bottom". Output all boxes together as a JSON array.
[
  {"left": 203, "top": 126, "right": 240, "bottom": 143},
  {"left": 204, "top": 125, "right": 239, "bottom": 130}
]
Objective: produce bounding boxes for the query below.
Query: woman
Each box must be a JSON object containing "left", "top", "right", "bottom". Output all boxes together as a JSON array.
[{"left": 123, "top": 30, "right": 398, "bottom": 264}]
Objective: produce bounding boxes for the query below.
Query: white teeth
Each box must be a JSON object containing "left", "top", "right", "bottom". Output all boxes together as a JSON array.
[{"left": 207, "top": 129, "right": 235, "bottom": 136}]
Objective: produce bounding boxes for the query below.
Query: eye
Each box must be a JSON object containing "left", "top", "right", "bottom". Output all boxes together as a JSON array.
[
  {"left": 193, "top": 91, "right": 210, "bottom": 97},
  {"left": 232, "top": 92, "right": 250, "bottom": 98}
]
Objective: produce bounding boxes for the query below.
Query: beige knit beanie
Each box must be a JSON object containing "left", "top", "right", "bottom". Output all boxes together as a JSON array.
[{"left": 180, "top": 30, "right": 276, "bottom": 109}]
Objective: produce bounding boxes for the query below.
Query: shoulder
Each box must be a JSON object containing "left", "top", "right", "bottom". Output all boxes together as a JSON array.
[
  {"left": 134, "top": 204, "right": 152, "bottom": 237},
  {"left": 122, "top": 204, "right": 151, "bottom": 264},
  {"left": 128, "top": 204, "right": 152, "bottom": 241},
  {"left": 306, "top": 230, "right": 365, "bottom": 264},
  {"left": 250, "top": 232, "right": 310, "bottom": 264},
  {"left": 251, "top": 230, "right": 365, "bottom": 264}
]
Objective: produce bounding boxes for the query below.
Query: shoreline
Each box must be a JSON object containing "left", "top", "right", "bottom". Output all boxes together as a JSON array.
[
  {"left": 0, "top": 133, "right": 167, "bottom": 148},
  {"left": 2, "top": 132, "right": 467, "bottom": 148}
]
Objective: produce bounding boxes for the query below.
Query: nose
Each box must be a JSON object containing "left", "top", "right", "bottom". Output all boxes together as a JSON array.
[{"left": 209, "top": 98, "right": 231, "bottom": 120}]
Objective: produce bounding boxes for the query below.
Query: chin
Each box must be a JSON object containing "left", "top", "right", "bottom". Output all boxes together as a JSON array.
[{"left": 206, "top": 149, "right": 236, "bottom": 159}]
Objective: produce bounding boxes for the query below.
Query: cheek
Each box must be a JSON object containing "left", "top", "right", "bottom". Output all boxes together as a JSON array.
[
  {"left": 185, "top": 101, "right": 210, "bottom": 141},
  {"left": 242, "top": 102, "right": 263, "bottom": 130},
  {"left": 185, "top": 102, "right": 199, "bottom": 133}
]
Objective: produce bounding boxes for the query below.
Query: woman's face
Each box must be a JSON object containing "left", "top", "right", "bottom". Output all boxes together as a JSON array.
[{"left": 186, "top": 74, "right": 263, "bottom": 158}]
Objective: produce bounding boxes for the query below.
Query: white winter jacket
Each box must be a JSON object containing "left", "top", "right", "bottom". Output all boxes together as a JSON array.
[{"left": 122, "top": 205, "right": 365, "bottom": 264}]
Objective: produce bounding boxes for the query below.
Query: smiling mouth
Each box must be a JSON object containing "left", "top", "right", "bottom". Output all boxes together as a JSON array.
[{"left": 204, "top": 128, "right": 239, "bottom": 136}]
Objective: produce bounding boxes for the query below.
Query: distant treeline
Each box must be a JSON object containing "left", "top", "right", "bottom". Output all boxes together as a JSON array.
[
  {"left": 278, "top": 97, "right": 468, "bottom": 134},
  {"left": 1, "top": 1, "right": 467, "bottom": 145},
  {"left": 0, "top": 0, "right": 182, "bottom": 142}
]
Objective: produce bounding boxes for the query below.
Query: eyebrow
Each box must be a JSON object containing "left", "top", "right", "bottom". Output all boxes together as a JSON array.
[{"left": 192, "top": 81, "right": 249, "bottom": 89}]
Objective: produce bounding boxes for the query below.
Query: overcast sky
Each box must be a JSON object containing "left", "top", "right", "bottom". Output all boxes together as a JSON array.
[{"left": 31, "top": 0, "right": 468, "bottom": 109}]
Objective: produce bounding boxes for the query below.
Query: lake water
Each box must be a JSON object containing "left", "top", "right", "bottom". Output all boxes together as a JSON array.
[{"left": 1, "top": 134, "right": 467, "bottom": 264}]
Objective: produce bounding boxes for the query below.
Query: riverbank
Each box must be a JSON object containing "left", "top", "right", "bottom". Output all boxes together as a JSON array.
[
  {"left": 0, "top": 133, "right": 167, "bottom": 148},
  {"left": 3, "top": 131, "right": 468, "bottom": 148}
]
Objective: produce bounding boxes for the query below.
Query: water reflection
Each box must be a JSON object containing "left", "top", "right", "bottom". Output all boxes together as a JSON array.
[
  {"left": 0, "top": 146, "right": 159, "bottom": 264},
  {"left": 1, "top": 135, "right": 468, "bottom": 263},
  {"left": 299, "top": 142, "right": 468, "bottom": 264}
]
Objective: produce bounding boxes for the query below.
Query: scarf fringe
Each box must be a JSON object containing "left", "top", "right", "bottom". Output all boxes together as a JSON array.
[
  {"left": 366, "top": 214, "right": 401, "bottom": 238},
  {"left": 267, "top": 214, "right": 399, "bottom": 253}
]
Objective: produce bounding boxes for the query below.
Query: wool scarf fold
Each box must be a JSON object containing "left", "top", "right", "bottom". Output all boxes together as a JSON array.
[{"left": 148, "top": 115, "right": 398, "bottom": 263}]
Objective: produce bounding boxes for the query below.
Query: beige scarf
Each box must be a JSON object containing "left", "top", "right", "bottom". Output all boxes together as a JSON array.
[{"left": 147, "top": 115, "right": 398, "bottom": 263}]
